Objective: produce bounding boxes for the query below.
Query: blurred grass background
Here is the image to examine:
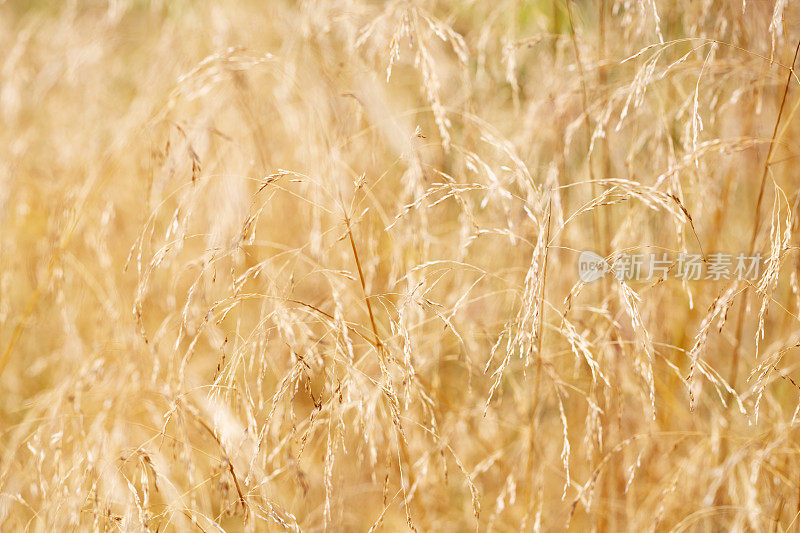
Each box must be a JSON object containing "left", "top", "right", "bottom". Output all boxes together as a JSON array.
[{"left": 2, "top": 0, "right": 800, "bottom": 530}]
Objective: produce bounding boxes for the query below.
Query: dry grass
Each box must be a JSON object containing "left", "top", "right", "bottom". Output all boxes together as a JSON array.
[{"left": 3, "top": 0, "right": 800, "bottom": 530}]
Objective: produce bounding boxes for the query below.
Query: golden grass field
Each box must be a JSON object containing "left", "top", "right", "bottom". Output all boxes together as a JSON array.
[{"left": 3, "top": 0, "right": 800, "bottom": 530}]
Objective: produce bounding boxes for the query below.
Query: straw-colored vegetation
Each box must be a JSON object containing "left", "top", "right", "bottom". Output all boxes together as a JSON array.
[{"left": 3, "top": 0, "right": 800, "bottom": 530}]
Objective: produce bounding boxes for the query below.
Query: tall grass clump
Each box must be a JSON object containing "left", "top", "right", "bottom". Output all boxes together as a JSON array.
[{"left": 3, "top": 0, "right": 800, "bottom": 530}]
